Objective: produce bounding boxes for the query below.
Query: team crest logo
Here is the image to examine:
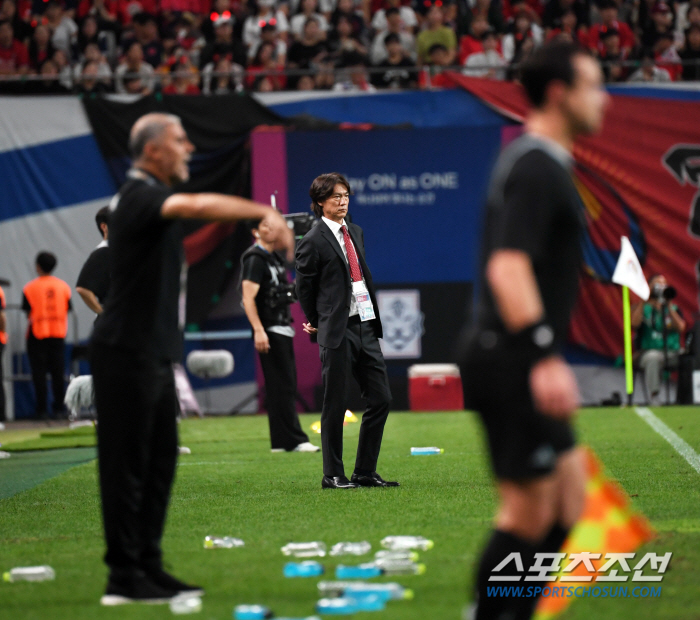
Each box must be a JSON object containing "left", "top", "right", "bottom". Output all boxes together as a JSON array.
[{"left": 663, "top": 145, "right": 700, "bottom": 238}]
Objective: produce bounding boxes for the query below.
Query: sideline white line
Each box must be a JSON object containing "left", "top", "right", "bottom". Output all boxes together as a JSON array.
[
  {"left": 178, "top": 461, "right": 242, "bottom": 467},
  {"left": 634, "top": 407, "right": 700, "bottom": 475}
]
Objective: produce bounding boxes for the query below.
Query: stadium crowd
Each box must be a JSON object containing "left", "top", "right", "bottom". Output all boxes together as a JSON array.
[{"left": 1, "top": 0, "right": 699, "bottom": 94}]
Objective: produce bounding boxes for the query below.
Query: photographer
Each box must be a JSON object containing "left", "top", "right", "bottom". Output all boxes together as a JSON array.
[
  {"left": 631, "top": 274, "right": 686, "bottom": 405},
  {"left": 241, "top": 215, "right": 319, "bottom": 453}
]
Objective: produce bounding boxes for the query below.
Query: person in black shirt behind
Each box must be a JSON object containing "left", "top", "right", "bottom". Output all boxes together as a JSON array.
[
  {"left": 459, "top": 42, "right": 609, "bottom": 620},
  {"left": 76, "top": 206, "right": 110, "bottom": 316},
  {"left": 371, "top": 33, "right": 416, "bottom": 89},
  {"left": 241, "top": 216, "right": 319, "bottom": 453},
  {"left": 91, "top": 113, "right": 291, "bottom": 606}
]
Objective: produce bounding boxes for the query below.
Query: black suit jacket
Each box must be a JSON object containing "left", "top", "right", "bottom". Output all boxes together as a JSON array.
[{"left": 295, "top": 220, "right": 383, "bottom": 350}]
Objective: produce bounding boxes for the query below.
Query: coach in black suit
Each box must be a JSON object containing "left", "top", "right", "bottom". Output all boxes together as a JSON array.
[{"left": 296, "top": 172, "right": 398, "bottom": 490}]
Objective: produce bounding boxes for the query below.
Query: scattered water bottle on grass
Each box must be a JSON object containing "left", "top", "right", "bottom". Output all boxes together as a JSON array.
[
  {"left": 281, "top": 541, "right": 327, "bottom": 557},
  {"left": 3, "top": 566, "right": 55, "bottom": 582},
  {"left": 315, "top": 598, "right": 359, "bottom": 615},
  {"left": 410, "top": 447, "right": 444, "bottom": 456},
  {"left": 335, "top": 563, "right": 381, "bottom": 579},
  {"left": 381, "top": 535, "right": 434, "bottom": 551},
  {"left": 234, "top": 604, "right": 273, "bottom": 619},
  {"left": 375, "top": 560, "right": 426, "bottom": 576},
  {"left": 204, "top": 536, "right": 244, "bottom": 549},
  {"left": 318, "top": 581, "right": 414, "bottom": 601},
  {"left": 284, "top": 561, "right": 324, "bottom": 578},
  {"left": 330, "top": 541, "right": 371, "bottom": 556},
  {"left": 374, "top": 550, "right": 419, "bottom": 562},
  {"left": 170, "top": 594, "right": 202, "bottom": 614}
]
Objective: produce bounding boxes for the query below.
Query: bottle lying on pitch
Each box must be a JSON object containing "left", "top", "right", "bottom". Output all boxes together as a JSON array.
[
  {"left": 281, "top": 541, "right": 327, "bottom": 557},
  {"left": 234, "top": 604, "right": 273, "bottom": 620},
  {"left": 410, "top": 447, "right": 444, "bottom": 455},
  {"left": 329, "top": 541, "right": 371, "bottom": 556},
  {"left": 284, "top": 561, "right": 325, "bottom": 578},
  {"left": 317, "top": 580, "right": 414, "bottom": 601},
  {"left": 335, "top": 561, "right": 425, "bottom": 579},
  {"left": 380, "top": 535, "right": 434, "bottom": 551},
  {"left": 3, "top": 566, "right": 55, "bottom": 582},
  {"left": 204, "top": 536, "right": 244, "bottom": 549},
  {"left": 374, "top": 550, "right": 420, "bottom": 562}
]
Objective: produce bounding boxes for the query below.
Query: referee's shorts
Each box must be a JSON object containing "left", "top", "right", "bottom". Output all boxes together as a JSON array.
[{"left": 459, "top": 331, "right": 576, "bottom": 481}]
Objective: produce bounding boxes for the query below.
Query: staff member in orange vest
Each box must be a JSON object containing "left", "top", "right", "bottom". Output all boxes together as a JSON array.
[
  {"left": 0, "top": 282, "right": 7, "bottom": 422},
  {"left": 22, "top": 252, "right": 72, "bottom": 420}
]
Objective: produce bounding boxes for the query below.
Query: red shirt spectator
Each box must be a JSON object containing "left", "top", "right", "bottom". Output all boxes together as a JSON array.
[
  {"left": 160, "top": 0, "right": 208, "bottom": 14},
  {"left": 502, "top": 0, "right": 544, "bottom": 20},
  {"left": 588, "top": 0, "right": 634, "bottom": 55},
  {"left": 0, "top": 20, "right": 29, "bottom": 74}
]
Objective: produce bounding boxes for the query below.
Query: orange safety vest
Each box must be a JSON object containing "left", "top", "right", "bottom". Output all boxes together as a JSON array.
[
  {"left": 23, "top": 276, "right": 71, "bottom": 340},
  {"left": 0, "top": 285, "right": 6, "bottom": 345}
]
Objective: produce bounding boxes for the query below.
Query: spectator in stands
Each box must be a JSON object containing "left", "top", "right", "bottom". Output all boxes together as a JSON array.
[
  {"left": 629, "top": 49, "right": 672, "bottom": 80},
  {"left": 333, "top": 49, "right": 376, "bottom": 89},
  {"left": 115, "top": 40, "right": 155, "bottom": 93},
  {"left": 129, "top": 12, "right": 164, "bottom": 67},
  {"left": 199, "top": 12, "right": 247, "bottom": 68},
  {"left": 296, "top": 72, "right": 316, "bottom": 88},
  {"left": 654, "top": 30, "right": 682, "bottom": 78},
  {"left": 502, "top": 4, "right": 542, "bottom": 63},
  {"left": 545, "top": 8, "right": 589, "bottom": 47},
  {"left": 463, "top": 0, "right": 505, "bottom": 35},
  {"left": 327, "top": 13, "right": 367, "bottom": 61},
  {"left": 1, "top": 0, "right": 32, "bottom": 42},
  {"left": 52, "top": 47, "right": 74, "bottom": 88},
  {"left": 330, "top": 0, "right": 366, "bottom": 42},
  {"left": 642, "top": 2, "right": 676, "bottom": 52},
  {"left": 30, "top": 57, "right": 70, "bottom": 92},
  {"left": 416, "top": 2, "right": 456, "bottom": 65},
  {"left": 463, "top": 27, "right": 506, "bottom": 78},
  {"left": 201, "top": 0, "right": 233, "bottom": 41},
  {"left": 370, "top": 6, "right": 415, "bottom": 64},
  {"left": 76, "top": 0, "right": 119, "bottom": 27},
  {"left": 542, "top": 0, "right": 589, "bottom": 31},
  {"left": 77, "top": 41, "right": 112, "bottom": 81},
  {"left": 162, "top": 55, "right": 201, "bottom": 93},
  {"left": 247, "top": 39, "right": 287, "bottom": 88},
  {"left": 288, "top": 17, "right": 328, "bottom": 85},
  {"left": 243, "top": 0, "right": 289, "bottom": 55},
  {"left": 0, "top": 18, "right": 29, "bottom": 76},
  {"left": 201, "top": 53, "right": 244, "bottom": 93},
  {"left": 291, "top": 0, "right": 329, "bottom": 40},
  {"left": 372, "top": 31, "right": 416, "bottom": 87},
  {"left": 680, "top": 22, "right": 700, "bottom": 79},
  {"left": 45, "top": 0, "right": 78, "bottom": 56},
  {"left": 418, "top": 41, "right": 455, "bottom": 86},
  {"left": 371, "top": 0, "right": 417, "bottom": 33},
  {"left": 599, "top": 27, "right": 628, "bottom": 81},
  {"left": 589, "top": 0, "right": 634, "bottom": 57},
  {"left": 28, "top": 23, "right": 54, "bottom": 71},
  {"left": 458, "top": 14, "right": 487, "bottom": 64},
  {"left": 77, "top": 15, "right": 100, "bottom": 54},
  {"left": 252, "top": 22, "right": 288, "bottom": 62},
  {"left": 676, "top": 1, "right": 700, "bottom": 40},
  {"left": 76, "top": 58, "right": 111, "bottom": 93}
]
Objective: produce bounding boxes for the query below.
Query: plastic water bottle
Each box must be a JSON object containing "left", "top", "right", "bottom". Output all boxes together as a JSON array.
[
  {"left": 233, "top": 604, "right": 273, "bottom": 619},
  {"left": 375, "top": 560, "right": 426, "bottom": 576},
  {"left": 329, "top": 541, "right": 371, "bottom": 556},
  {"left": 284, "top": 561, "right": 324, "bottom": 578},
  {"left": 347, "top": 593, "right": 385, "bottom": 611},
  {"left": 276, "top": 617, "right": 322, "bottom": 620},
  {"left": 0, "top": 450, "right": 10, "bottom": 459},
  {"left": 315, "top": 598, "right": 359, "bottom": 615},
  {"left": 170, "top": 594, "right": 202, "bottom": 614},
  {"left": 335, "top": 563, "right": 382, "bottom": 579},
  {"left": 318, "top": 581, "right": 414, "bottom": 601},
  {"left": 3, "top": 566, "right": 55, "bottom": 582},
  {"left": 381, "top": 535, "right": 434, "bottom": 551},
  {"left": 410, "top": 447, "right": 444, "bottom": 455},
  {"left": 374, "top": 550, "right": 419, "bottom": 563},
  {"left": 281, "top": 541, "right": 327, "bottom": 557},
  {"left": 204, "top": 536, "right": 245, "bottom": 549}
]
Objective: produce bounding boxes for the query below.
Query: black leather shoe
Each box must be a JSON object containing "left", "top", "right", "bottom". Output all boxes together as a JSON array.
[
  {"left": 350, "top": 472, "right": 400, "bottom": 487},
  {"left": 144, "top": 568, "right": 204, "bottom": 596},
  {"left": 322, "top": 475, "right": 359, "bottom": 489}
]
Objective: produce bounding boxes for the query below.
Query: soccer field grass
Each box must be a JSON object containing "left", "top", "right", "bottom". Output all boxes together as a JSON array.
[{"left": 0, "top": 408, "right": 698, "bottom": 619}]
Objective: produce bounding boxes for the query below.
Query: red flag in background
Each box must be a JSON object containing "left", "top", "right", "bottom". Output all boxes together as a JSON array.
[{"left": 446, "top": 73, "right": 700, "bottom": 358}]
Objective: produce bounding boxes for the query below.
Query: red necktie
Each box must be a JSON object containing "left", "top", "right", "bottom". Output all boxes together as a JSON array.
[{"left": 341, "top": 225, "right": 362, "bottom": 282}]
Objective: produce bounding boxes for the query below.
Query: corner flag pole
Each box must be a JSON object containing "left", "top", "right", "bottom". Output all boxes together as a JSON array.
[{"left": 622, "top": 286, "right": 634, "bottom": 406}]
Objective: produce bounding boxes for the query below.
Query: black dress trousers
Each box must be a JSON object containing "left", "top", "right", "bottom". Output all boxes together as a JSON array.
[
  {"left": 258, "top": 331, "right": 309, "bottom": 450},
  {"left": 320, "top": 315, "right": 392, "bottom": 477},
  {"left": 90, "top": 342, "right": 179, "bottom": 576},
  {"left": 26, "top": 333, "right": 65, "bottom": 416}
]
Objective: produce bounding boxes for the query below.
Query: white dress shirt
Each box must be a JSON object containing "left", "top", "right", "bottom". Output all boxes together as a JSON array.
[{"left": 322, "top": 216, "right": 367, "bottom": 317}]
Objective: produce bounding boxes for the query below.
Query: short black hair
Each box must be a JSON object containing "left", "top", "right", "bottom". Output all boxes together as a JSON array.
[
  {"left": 95, "top": 206, "right": 109, "bottom": 237},
  {"left": 384, "top": 32, "right": 401, "bottom": 45},
  {"left": 428, "top": 42, "right": 448, "bottom": 55},
  {"left": 598, "top": 0, "right": 618, "bottom": 10},
  {"left": 309, "top": 173, "right": 351, "bottom": 218},
  {"left": 520, "top": 41, "right": 590, "bottom": 108},
  {"left": 36, "top": 252, "right": 57, "bottom": 274},
  {"left": 385, "top": 7, "right": 400, "bottom": 17}
]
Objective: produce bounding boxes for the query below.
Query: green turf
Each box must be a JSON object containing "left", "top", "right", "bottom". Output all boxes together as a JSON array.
[
  {"left": 0, "top": 409, "right": 698, "bottom": 619},
  {"left": 3, "top": 426, "right": 97, "bottom": 452}
]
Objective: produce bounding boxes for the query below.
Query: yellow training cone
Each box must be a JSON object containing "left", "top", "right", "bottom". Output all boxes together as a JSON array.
[
  {"left": 310, "top": 421, "right": 321, "bottom": 434},
  {"left": 344, "top": 410, "right": 359, "bottom": 423}
]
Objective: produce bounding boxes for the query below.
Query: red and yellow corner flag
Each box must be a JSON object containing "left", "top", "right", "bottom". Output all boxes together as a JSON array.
[{"left": 534, "top": 447, "right": 655, "bottom": 620}]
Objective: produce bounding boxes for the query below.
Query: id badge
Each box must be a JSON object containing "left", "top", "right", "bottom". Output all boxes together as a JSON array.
[{"left": 352, "top": 280, "right": 376, "bottom": 322}]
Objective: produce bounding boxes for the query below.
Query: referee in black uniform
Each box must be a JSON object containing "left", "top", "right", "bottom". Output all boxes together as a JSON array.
[
  {"left": 459, "top": 42, "right": 609, "bottom": 620},
  {"left": 91, "top": 113, "right": 291, "bottom": 606}
]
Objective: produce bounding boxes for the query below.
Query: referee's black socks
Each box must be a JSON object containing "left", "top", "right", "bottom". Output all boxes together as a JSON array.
[{"left": 474, "top": 525, "right": 570, "bottom": 620}]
